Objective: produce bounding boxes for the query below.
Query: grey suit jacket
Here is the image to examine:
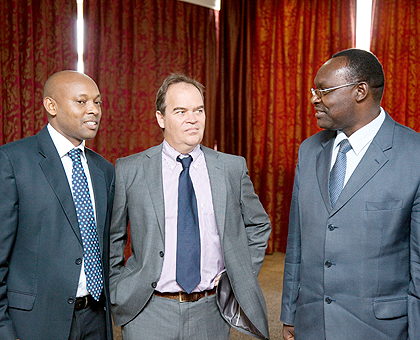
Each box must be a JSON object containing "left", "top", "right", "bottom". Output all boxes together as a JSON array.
[
  {"left": 281, "top": 112, "right": 420, "bottom": 339},
  {"left": 110, "top": 144, "right": 271, "bottom": 339},
  {"left": 0, "top": 126, "right": 115, "bottom": 340}
]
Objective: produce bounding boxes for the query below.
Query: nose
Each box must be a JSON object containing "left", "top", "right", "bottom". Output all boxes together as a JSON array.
[
  {"left": 185, "top": 110, "right": 198, "bottom": 123},
  {"left": 87, "top": 101, "right": 101, "bottom": 115},
  {"left": 310, "top": 93, "right": 321, "bottom": 105}
]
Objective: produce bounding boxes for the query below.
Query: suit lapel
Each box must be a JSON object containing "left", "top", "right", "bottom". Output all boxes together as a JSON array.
[
  {"left": 144, "top": 145, "right": 165, "bottom": 239},
  {"left": 86, "top": 151, "right": 106, "bottom": 251},
  {"left": 36, "top": 127, "right": 82, "bottom": 243},
  {"left": 316, "top": 131, "right": 335, "bottom": 213},
  {"left": 202, "top": 146, "right": 227, "bottom": 240},
  {"left": 332, "top": 143, "right": 388, "bottom": 212},
  {"left": 330, "top": 113, "right": 394, "bottom": 214}
]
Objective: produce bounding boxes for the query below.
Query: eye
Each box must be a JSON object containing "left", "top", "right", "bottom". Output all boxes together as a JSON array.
[
  {"left": 175, "top": 110, "right": 185, "bottom": 115},
  {"left": 77, "top": 100, "right": 86, "bottom": 104},
  {"left": 95, "top": 100, "right": 102, "bottom": 105}
]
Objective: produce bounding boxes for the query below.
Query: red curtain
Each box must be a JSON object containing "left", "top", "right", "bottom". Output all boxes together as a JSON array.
[
  {"left": 218, "top": 0, "right": 356, "bottom": 253},
  {"left": 0, "top": 0, "right": 359, "bottom": 255},
  {"left": 370, "top": 0, "right": 420, "bottom": 131},
  {"left": 1, "top": 0, "right": 419, "bottom": 257},
  {"left": 0, "top": 0, "right": 77, "bottom": 144},
  {"left": 83, "top": 0, "right": 218, "bottom": 260},
  {"left": 83, "top": 0, "right": 218, "bottom": 164}
]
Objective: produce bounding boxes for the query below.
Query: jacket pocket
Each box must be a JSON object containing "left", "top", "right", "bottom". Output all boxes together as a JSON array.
[
  {"left": 7, "top": 290, "right": 36, "bottom": 311},
  {"left": 366, "top": 200, "right": 403, "bottom": 211},
  {"left": 373, "top": 296, "right": 407, "bottom": 319}
]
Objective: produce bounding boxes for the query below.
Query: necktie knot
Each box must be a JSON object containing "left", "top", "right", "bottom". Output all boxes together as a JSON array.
[
  {"left": 177, "top": 155, "right": 193, "bottom": 169},
  {"left": 338, "top": 139, "right": 352, "bottom": 154},
  {"left": 68, "top": 148, "right": 82, "bottom": 163}
]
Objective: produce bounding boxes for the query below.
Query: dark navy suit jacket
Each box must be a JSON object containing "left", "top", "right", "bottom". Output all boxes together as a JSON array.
[{"left": 0, "top": 126, "right": 115, "bottom": 340}]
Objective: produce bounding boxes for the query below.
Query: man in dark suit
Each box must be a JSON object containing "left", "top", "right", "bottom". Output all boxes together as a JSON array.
[
  {"left": 281, "top": 49, "right": 420, "bottom": 339},
  {"left": 0, "top": 71, "right": 115, "bottom": 340},
  {"left": 109, "top": 74, "right": 271, "bottom": 339}
]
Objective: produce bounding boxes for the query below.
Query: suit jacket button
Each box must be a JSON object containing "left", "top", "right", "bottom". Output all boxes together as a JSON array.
[
  {"left": 159, "top": 251, "right": 164, "bottom": 258},
  {"left": 325, "top": 261, "right": 332, "bottom": 268},
  {"left": 151, "top": 282, "right": 157, "bottom": 288},
  {"left": 325, "top": 297, "right": 332, "bottom": 304},
  {"left": 75, "top": 258, "right": 82, "bottom": 265},
  {"left": 328, "top": 224, "right": 335, "bottom": 231},
  {"left": 68, "top": 298, "right": 75, "bottom": 305}
]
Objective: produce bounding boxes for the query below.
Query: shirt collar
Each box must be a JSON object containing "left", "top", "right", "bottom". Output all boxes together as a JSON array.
[
  {"left": 47, "top": 123, "right": 86, "bottom": 160},
  {"left": 334, "top": 107, "right": 386, "bottom": 155},
  {"left": 162, "top": 140, "right": 203, "bottom": 170}
]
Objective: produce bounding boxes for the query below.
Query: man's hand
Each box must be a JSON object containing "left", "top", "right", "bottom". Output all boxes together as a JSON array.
[{"left": 283, "top": 324, "right": 295, "bottom": 340}]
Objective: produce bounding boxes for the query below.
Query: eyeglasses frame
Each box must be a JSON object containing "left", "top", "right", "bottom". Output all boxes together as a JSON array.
[{"left": 311, "top": 81, "right": 360, "bottom": 99}]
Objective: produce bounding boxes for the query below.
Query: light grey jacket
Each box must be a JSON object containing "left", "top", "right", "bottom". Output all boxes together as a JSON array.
[
  {"left": 281, "top": 112, "right": 420, "bottom": 339},
  {"left": 110, "top": 144, "right": 271, "bottom": 339}
]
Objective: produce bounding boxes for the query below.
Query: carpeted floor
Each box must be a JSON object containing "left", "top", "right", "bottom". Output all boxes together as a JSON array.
[{"left": 113, "top": 252, "right": 285, "bottom": 340}]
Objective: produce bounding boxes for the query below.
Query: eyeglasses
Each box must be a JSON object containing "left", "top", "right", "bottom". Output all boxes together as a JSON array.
[{"left": 311, "top": 81, "right": 359, "bottom": 99}]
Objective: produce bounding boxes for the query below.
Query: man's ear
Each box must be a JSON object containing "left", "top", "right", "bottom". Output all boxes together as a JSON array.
[
  {"left": 355, "top": 82, "right": 368, "bottom": 102},
  {"left": 156, "top": 111, "right": 165, "bottom": 129},
  {"left": 43, "top": 97, "right": 57, "bottom": 117}
]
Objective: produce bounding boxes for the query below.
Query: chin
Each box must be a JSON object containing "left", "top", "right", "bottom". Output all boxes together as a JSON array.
[
  {"left": 316, "top": 119, "right": 331, "bottom": 131},
  {"left": 83, "top": 133, "right": 98, "bottom": 141},
  {"left": 188, "top": 136, "right": 202, "bottom": 144}
]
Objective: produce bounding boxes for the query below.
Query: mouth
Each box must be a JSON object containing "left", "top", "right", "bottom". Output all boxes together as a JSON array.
[
  {"left": 314, "top": 107, "right": 326, "bottom": 118},
  {"left": 185, "top": 127, "right": 199, "bottom": 133},
  {"left": 84, "top": 121, "right": 98, "bottom": 130}
]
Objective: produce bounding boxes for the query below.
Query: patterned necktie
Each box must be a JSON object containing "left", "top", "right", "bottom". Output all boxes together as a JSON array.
[
  {"left": 176, "top": 155, "right": 201, "bottom": 294},
  {"left": 68, "top": 148, "right": 103, "bottom": 301},
  {"left": 329, "top": 139, "right": 352, "bottom": 208}
]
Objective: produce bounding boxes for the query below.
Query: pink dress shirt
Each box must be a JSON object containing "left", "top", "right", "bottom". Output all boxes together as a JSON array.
[{"left": 155, "top": 141, "right": 225, "bottom": 293}]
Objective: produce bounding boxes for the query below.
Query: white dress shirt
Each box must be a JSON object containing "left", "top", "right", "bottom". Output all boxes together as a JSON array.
[
  {"left": 330, "top": 107, "right": 386, "bottom": 187},
  {"left": 47, "top": 123, "right": 97, "bottom": 298}
]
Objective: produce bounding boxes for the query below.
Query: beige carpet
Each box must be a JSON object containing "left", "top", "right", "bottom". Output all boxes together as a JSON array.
[{"left": 113, "top": 252, "right": 285, "bottom": 340}]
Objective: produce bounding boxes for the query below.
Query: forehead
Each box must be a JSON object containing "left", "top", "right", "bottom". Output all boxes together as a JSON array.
[
  {"left": 315, "top": 57, "right": 348, "bottom": 86},
  {"left": 166, "top": 82, "right": 203, "bottom": 105},
  {"left": 57, "top": 75, "right": 100, "bottom": 98}
]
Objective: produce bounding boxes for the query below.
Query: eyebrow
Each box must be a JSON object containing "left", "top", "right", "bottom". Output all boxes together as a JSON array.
[
  {"left": 76, "top": 94, "right": 102, "bottom": 100},
  {"left": 172, "top": 105, "right": 204, "bottom": 112}
]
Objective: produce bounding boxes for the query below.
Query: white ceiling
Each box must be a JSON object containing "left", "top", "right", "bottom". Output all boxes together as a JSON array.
[{"left": 178, "top": 0, "right": 220, "bottom": 11}]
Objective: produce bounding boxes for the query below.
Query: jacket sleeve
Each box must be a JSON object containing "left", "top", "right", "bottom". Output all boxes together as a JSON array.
[
  {"left": 0, "top": 149, "right": 20, "bottom": 339},
  {"left": 239, "top": 158, "right": 271, "bottom": 275},
  {"left": 108, "top": 158, "right": 130, "bottom": 294},
  {"left": 408, "top": 180, "right": 420, "bottom": 338},
  {"left": 280, "top": 159, "right": 301, "bottom": 326}
]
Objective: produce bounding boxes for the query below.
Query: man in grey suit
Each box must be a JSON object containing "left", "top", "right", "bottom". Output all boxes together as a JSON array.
[
  {"left": 110, "top": 74, "right": 271, "bottom": 339},
  {"left": 281, "top": 48, "right": 420, "bottom": 339},
  {"left": 0, "top": 71, "right": 115, "bottom": 339}
]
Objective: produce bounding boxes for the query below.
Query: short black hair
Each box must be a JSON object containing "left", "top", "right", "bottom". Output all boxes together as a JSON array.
[
  {"left": 333, "top": 48, "right": 385, "bottom": 102},
  {"left": 155, "top": 74, "right": 204, "bottom": 115}
]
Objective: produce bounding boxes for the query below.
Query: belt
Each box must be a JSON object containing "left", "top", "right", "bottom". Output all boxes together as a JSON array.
[
  {"left": 74, "top": 295, "right": 97, "bottom": 311},
  {"left": 154, "top": 287, "right": 217, "bottom": 303}
]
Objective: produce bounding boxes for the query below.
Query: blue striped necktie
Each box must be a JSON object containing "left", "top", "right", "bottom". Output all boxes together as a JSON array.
[
  {"left": 68, "top": 148, "right": 103, "bottom": 301},
  {"left": 176, "top": 155, "right": 201, "bottom": 294},
  {"left": 329, "top": 139, "right": 352, "bottom": 208}
]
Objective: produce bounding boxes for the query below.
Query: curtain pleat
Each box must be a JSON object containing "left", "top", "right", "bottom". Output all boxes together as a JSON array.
[
  {"left": 0, "top": 0, "right": 77, "bottom": 144},
  {"left": 371, "top": 0, "right": 420, "bottom": 131},
  {"left": 218, "top": 0, "right": 356, "bottom": 253}
]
